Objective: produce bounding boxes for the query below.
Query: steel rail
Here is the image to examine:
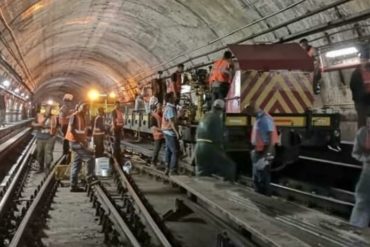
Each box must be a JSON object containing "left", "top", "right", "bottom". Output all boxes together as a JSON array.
[
  {"left": 112, "top": 158, "right": 173, "bottom": 247},
  {"left": 92, "top": 184, "right": 141, "bottom": 247},
  {"left": 0, "top": 134, "right": 35, "bottom": 219},
  {"left": 9, "top": 155, "right": 65, "bottom": 247}
]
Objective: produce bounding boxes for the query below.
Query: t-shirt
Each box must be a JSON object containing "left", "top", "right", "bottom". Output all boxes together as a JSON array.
[
  {"left": 163, "top": 103, "right": 176, "bottom": 136},
  {"left": 255, "top": 111, "right": 274, "bottom": 145}
]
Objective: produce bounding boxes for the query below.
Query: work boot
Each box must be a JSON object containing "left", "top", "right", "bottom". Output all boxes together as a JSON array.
[
  {"left": 164, "top": 168, "right": 169, "bottom": 176},
  {"left": 70, "top": 186, "right": 85, "bottom": 192},
  {"left": 169, "top": 170, "right": 178, "bottom": 176}
]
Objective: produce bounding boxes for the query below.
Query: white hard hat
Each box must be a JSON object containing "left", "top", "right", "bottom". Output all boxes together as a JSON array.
[
  {"left": 212, "top": 99, "right": 225, "bottom": 110},
  {"left": 63, "top": 93, "right": 73, "bottom": 101}
]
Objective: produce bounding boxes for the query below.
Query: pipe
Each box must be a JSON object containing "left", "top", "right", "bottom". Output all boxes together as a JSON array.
[
  {"left": 149, "top": 0, "right": 307, "bottom": 71},
  {"left": 0, "top": 8, "right": 35, "bottom": 90},
  {"left": 134, "top": 0, "right": 353, "bottom": 84}
]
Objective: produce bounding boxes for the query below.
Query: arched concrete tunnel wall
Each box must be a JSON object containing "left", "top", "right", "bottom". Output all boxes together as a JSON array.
[{"left": 0, "top": 0, "right": 369, "bottom": 128}]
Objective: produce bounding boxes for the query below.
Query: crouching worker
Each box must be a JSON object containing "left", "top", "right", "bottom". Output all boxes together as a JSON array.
[
  {"left": 245, "top": 102, "right": 278, "bottom": 196},
  {"left": 32, "top": 106, "right": 58, "bottom": 173},
  {"left": 350, "top": 117, "right": 370, "bottom": 228},
  {"left": 194, "top": 100, "right": 236, "bottom": 181},
  {"left": 65, "top": 103, "right": 95, "bottom": 192}
]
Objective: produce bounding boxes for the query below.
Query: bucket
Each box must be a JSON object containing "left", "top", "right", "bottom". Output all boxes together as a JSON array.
[{"left": 95, "top": 157, "right": 111, "bottom": 177}]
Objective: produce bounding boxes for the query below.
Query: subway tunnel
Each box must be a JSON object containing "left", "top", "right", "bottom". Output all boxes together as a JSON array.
[{"left": 1, "top": 0, "right": 370, "bottom": 246}]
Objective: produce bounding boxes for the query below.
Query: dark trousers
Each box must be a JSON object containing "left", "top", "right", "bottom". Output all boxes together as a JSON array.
[
  {"left": 113, "top": 127, "right": 122, "bottom": 160},
  {"left": 211, "top": 82, "right": 229, "bottom": 105},
  {"left": 355, "top": 102, "right": 369, "bottom": 129},
  {"left": 61, "top": 125, "right": 69, "bottom": 155},
  {"left": 164, "top": 134, "right": 179, "bottom": 171},
  {"left": 152, "top": 139, "right": 164, "bottom": 164},
  {"left": 94, "top": 135, "right": 105, "bottom": 158},
  {"left": 251, "top": 151, "right": 271, "bottom": 196}
]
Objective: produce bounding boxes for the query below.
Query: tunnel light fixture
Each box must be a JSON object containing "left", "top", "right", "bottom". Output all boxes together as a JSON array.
[
  {"left": 109, "top": 92, "right": 117, "bottom": 98},
  {"left": 47, "top": 99, "right": 54, "bottom": 105},
  {"left": 88, "top": 89, "right": 100, "bottom": 101},
  {"left": 325, "top": 47, "right": 358, "bottom": 58},
  {"left": 14, "top": 88, "right": 20, "bottom": 93},
  {"left": 2, "top": 80, "right": 10, "bottom": 87}
]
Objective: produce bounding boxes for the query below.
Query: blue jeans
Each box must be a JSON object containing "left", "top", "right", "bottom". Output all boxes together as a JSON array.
[
  {"left": 164, "top": 134, "right": 179, "bottom": 171},
  {"left": 251, "top": 150, "right": 271, "bottom": 196},
  {"left": 70, "top": 142, "right": 95, "bottom": 187},
  {"left": 350, "top": 164, "right": 370, "bottom": 228}
]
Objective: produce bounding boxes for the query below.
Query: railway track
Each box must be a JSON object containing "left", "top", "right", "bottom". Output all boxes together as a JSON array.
[{"left": 119, "top": 140, "right": 356, "bottom": 218}]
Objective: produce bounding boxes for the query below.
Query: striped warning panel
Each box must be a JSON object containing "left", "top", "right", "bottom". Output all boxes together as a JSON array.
[{"left": 240, "top": 71, "right": 314, "bottom": 114}]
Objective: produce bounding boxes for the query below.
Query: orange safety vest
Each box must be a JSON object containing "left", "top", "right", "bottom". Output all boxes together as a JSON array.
[
  {"left": 36, "top": 114, "right": 58, "bottom": 136},
  {"left": 93, "top": 115, "right": 105, "bottom": 136},
  {"left": 251, "top": 113, "right": 278, "bottom": 152},
  {"left": 65, "top": 113, "right": 87, "bottom": 142},
  {"left": 209, "top": 59, "right": 232, "bottom": 84},
  {"left": 362, "top": 69, "right": 370, "bottom": 94},
  {"left": 114, "top": 109, "right": 124, "bottom": 127},
  {"left": 59, "top": 106, "right": 73, "bottom": 126},
  {"left": 152, "top": 112, "right": 164, "bottom": 140}
]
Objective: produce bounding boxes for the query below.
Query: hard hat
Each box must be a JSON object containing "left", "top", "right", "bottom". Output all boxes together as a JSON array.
[
  {"left": 212, "top": 99, "right": 225, "bottom": 110},
  {"left": 63, "top": 93, "right": 73, "bottom": 101}
]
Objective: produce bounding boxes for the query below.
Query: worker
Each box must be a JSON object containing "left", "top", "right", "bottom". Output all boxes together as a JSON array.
[
  {"left": 350, "top": 50, "right": 370, "bottom": 128},
  {"left": 111, "top": 100, "right": 124, "bottom": 160},
  {"left": 208, "top": 51, "right": 234, "bottom": 105},
  {"left": 299, "top": 39, "right": 321, "bottom": 94},
  {"left": 244, "top": 102, "right": 278, "bottom": 196},
  {"left": 194, "top": 99, "right": 236, "bottom": 181},
  {"left": 168, "top": 64, "right": 184, "bottom": 104},
  {"left": 65, "top": 103, "right": 95, "bottom": 192},
  {"left": 150, "top": 103, "right": 164, "bottom": 167},
  {"left": 32, "top": 105, "right": 58, "bottom": 173},
  {"left": 0, "top": 89, "right": 6, "bottom": 127},
  {"left": 350, "top": 116, "right": 370, "bottom": 228},
  {"left": 93, "top": 107, "right": 105, "bottom": 158},
  {"left": 162, "top": 92, "right": 180, "bottom": 175},
  {"left": 59, "top": 93, "right": 74, "bottom": 157}
]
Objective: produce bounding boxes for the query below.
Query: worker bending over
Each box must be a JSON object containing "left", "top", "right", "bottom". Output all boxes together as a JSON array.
[
  {"left": 194, "top": 100, "right": 236, "bottom": 181},
  {"left": 111, "top": 101, "right": 124, "bottom": 160},
  {"left": 65, "top": 103, "right": 95, "bottom": 192},
  {"left": 245, "top": 102, "right": 278, "bottom": 196},
  {"left": 350, "top": 116, "right": 370, "bottom": 228},
  {"left": 150, "top": 103, "right": 164, "bottom": 167},
  {"left": 208, "top": 51, "right": 234, "bottom": 105},
  {"left": 162, "top": 92, "right": 180, "bottom": 175},
  {"left": 93, "top": 107, "right": 105, "bottom": 158},
  {"left": 32, "top": 106, "right": 58, "bottom": 173}
]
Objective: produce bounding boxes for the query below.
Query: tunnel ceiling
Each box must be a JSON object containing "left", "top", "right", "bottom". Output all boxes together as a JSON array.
[{"left": 0, "top": 0, "right": 369, "bottom": 103}]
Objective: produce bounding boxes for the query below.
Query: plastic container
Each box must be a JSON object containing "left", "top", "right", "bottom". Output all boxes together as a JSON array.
[{"left": 95, "top": 157, "right": 111, "bottom": 177}]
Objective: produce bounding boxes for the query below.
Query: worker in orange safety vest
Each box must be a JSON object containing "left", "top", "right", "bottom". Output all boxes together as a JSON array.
[
  {"left": 59, "top": 93, "right": 74, "bottom": 157},
  {"left": 150, "top": 102, "right": 164, "bottom": 167},
  {"left": 111, "top": 101, "right": 124, "bottom": 161},
  {"left": 244, "top": 102, "right": 278, "bottom": 196},
  {"left": 93, "top": 107, "right": 106, "bottom": 158},
  {"left": 168, "top": 64, "right": 184, "bottom": 104},
  {"left": 32, "top": 105, "right": 58, "bottom": 173},
  {"left": 299, "top": 38, "right": 321, "bottom": 95},
  {"left": 208, "top": 51, "right": 234, "bottom": 106},
  {"left": 65, "top": 103, "right": 95, "bottom": 192}
]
